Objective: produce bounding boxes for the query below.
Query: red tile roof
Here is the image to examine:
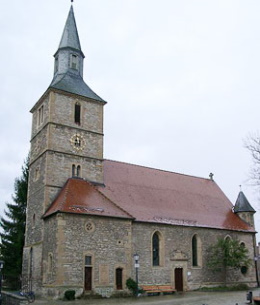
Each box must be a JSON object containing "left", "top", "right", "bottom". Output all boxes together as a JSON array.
[
  {"left": 44, "top": 178, "right": 133, "bottom": 219},
  {"left": 44, "top": 160, "right": 254, "bottom": 232}
]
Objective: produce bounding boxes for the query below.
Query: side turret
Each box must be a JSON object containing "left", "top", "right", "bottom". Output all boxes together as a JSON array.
[{"left": 234, "top": 191, "right": 256, "bottom": 228}]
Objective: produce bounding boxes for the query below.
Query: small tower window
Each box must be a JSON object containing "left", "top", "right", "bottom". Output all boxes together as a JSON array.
[
  {"left": 77, "top": 165, "right": 81, "bottom": 177},
  {"left": 54, "top": 56, "right": 58, "bottom": 73},
  {"left": 37, "top": 105, "right": 44, "bottom": 126},
  {"left": 48, "top": 253, "right": 53, "bottom": 273},
  {"left": 72, "top": 164, "right": 81, "bottom": 177},
  {"left": 71, "top": 54, "right": 78, "bottom": 70},
  {"left": 32, "top": 214, "right": 36, "bottom": 228},
  {"left": 74, "top": 103, "right": 81, "bottom": 125},
  {"left": 72, "top": 164, "right": 76, "bottom": 177}
]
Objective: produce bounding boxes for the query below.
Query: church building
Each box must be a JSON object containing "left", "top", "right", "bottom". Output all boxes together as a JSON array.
[{"left": 22, "top": 4, "right": 258, "bottom": 298}]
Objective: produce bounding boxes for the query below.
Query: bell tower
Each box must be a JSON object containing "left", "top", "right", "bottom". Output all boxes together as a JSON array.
[{"left": 23, "top": 4, "right": 106, "bottom": 291}]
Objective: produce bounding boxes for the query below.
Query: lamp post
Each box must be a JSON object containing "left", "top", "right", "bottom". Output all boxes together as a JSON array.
[
  {"left": 133, "top": 253, "right": 139, "bottom": 296},
  {"left": 0, "top": 260, "right": 4, "bottom": 305}
]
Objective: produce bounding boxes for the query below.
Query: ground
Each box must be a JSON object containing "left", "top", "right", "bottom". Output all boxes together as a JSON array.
[{"left": 32, "top": 288, "right": 260, "bottom": 305}]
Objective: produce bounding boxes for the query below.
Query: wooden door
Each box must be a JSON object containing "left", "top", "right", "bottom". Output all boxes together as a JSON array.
[
  {"left": 175, "top": 268, "right": 183, "bottom": 291},
  {"left": 84, "top": 267, "right": 92, "bottom": 291},
  {"left": 116, "top": 268, "right": 123, "bottom": 290}
]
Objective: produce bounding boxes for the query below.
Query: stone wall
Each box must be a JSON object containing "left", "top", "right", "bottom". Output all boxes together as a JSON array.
[
  {"left": 41, "top": 213, "right": 132, "bottom": 298},
  {"left": 39, "top": 213, "right": 257, "bottom": 297},
  {"left": 132, "top": 222, "right": 256, "bottom": 290}
]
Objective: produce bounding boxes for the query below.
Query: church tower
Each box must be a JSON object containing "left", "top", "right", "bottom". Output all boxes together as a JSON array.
[{"left": 23, "top": 5, "right": 106, "bottom": 291}]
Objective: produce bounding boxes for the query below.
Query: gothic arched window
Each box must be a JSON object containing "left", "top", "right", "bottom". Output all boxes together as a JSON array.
[
  {"left": 192, "top": 235, "right": 198, "bottom": 266},
  {"left": 152, "top": 232, "right": 160, "bottom": 266}
]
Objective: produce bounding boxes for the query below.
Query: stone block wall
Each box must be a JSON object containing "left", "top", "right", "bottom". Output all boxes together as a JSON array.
[
  {"left": 41, "top": 213, "right": 132, "bottom": 297},
  {"left": 38, "top": 213, "right": 257, "bottom": 297},
  {"left": 132, "top": 222, "right": 256, "bottom": 290}
]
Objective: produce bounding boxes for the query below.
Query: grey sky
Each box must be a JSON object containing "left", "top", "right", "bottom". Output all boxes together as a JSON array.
[{"left": 1, "top": 0, "right": 259, "bottom": 240}]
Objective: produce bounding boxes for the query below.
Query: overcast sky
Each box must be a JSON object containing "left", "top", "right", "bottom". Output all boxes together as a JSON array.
[{"left": 1, "top": 0, "right": 260, "bottom": 241}]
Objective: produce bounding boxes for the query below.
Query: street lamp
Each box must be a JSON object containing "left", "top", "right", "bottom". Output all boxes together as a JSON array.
[
  {"left": 0, "top": 260, "right": 4, "bottom": 305},
  {"left": 133, "top": 254, "right": 139, "bottom": 296}
]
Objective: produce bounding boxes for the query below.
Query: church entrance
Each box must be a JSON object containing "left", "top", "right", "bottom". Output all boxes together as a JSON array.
[
  {"left": 84, "top": 267, "right": 92, "bottom": 291},
  {"left": 174, "top": 268, "right": 183, "bottom": 291}
]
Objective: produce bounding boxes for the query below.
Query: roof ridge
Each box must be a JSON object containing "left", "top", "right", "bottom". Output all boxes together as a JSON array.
[{"left": 104, "top": 159, "right": 212, "bottom": 182}]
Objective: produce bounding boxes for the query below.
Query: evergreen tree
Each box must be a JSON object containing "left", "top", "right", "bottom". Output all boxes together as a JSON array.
[{"left": 0, "top": 157, "right": 29, "bottom": 288}]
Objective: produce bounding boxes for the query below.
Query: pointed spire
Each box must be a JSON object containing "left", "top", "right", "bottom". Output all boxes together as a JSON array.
[
  {"left": 234, "top": 191, "right": 256, "bottom": 213},
  {"left": 49, "top": 5, "right": 105, "bottom": 102},
  {"left": 58, "top": 5, "right": 83, "bottom": 55}
]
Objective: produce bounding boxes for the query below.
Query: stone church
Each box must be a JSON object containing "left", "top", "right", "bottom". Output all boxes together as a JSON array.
[{"left": 22, "top": 4, "right": 258, "bottom": 298}]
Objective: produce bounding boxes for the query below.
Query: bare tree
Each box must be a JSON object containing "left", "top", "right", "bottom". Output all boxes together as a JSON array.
[{"left": 244, "top": 132, "right": 260, "bottom": 186}]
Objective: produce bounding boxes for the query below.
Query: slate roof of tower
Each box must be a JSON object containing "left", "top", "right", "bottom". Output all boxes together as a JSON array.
[
  {"left": 48, "top": 5, "right": 105, "bottom": 103},
  {"left": 234, "top": 191, "right": 256, "bottom": 213},
  {"left": 44, "top": 160, "right": 254, "bottom": 233},
  {"left": 49, "top": 73, "right": 105, "bottom": 102},
  {"left": 57, "top": 6, "right": 82, "bottom": 54}
]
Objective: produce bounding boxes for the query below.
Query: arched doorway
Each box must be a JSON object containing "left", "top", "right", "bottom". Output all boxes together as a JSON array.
[{"left": 175, "top": 268, "right": 183, "bottom": 291}]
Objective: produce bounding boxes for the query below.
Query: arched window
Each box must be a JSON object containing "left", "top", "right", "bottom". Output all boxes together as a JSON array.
[
  {"left": 116, "top": 268, "right": 123, "bottom": 290},
  {"left": 72, "top": 164, "right": 76, "bottom": 177},
  {"left": 48, "top": 253, "right": 53, "bottom": 273},
  {"left": 74, "top": 103, "right": 81, "bottom": 125},
  {"left": 152, "top": 232, "right": 160, "bottom": 266},
  {"left": 225, "top": 235, "right": 232, "bottom": 242},
  {"left": 192, "top": 234, "right": 202, "bottom": 267},
  {"left": 77, "top": 165, "right": 81, "bottom": 177},
  {"left": 192, "top": 235, "right": 198, "bottom": 266}
]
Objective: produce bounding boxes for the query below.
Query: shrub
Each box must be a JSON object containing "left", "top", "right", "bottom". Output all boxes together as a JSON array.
[
  {"left": 64, "top": 290, "right": 76, "bottom": 300},
  {"left": 126, "top": 278, "right": 138, "bottom": 295}
]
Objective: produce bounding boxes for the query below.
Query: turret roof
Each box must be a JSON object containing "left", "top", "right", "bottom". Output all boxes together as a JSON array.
[{"left": 234, "top": 191, "right": 256, "bottom": 213}]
